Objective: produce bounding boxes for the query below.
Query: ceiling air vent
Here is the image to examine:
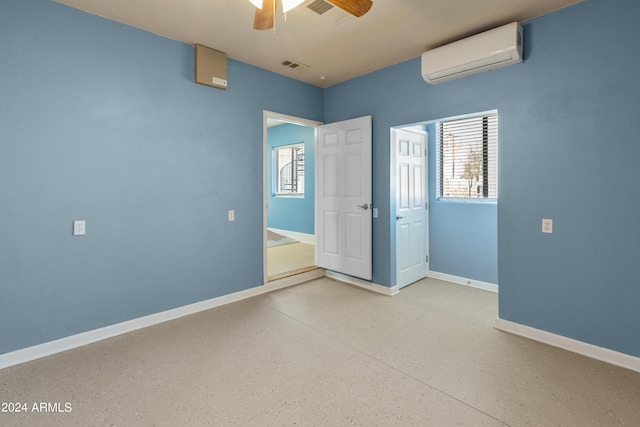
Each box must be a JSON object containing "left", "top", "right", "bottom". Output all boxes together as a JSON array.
[
  {"left": 305, "top": 0, "right": 351, "bottom": 25},
  {"left": 281, "top": 60, "right": 310, "bottom": 72},
  {"left": 307, "top": 0, "right": 334, "bottom": 15}
]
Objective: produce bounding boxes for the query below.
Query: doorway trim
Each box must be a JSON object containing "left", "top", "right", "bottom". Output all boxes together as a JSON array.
[{"left": 262, "top": 110, "right": 323, "bottom": 284}]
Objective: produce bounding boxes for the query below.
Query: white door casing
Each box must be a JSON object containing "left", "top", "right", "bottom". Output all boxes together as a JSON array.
[
  {"left": 316, "top": 116, "right": 372, "bottom": 280},
  {"left": 393, "top": 128, "right": 428, "bottom": 288}
]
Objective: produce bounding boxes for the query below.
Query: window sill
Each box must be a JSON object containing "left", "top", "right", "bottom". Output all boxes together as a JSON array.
[
  {"left": 274, "top": 193, "right": 305, "bottom": 198},
  {"left": 436, "top": 197, "right": 497, "bottom": 204}
]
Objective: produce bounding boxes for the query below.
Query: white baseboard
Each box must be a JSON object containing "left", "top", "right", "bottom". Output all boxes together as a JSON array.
[
  {"left": 324, "top": 270, "right": 399, "bottom": 296},
  {"left": 427, "top": 271, "right": 498, "bottom": 293},
  {"left": 268, "top": 227, "right": 315, "bottom": 245},
  {"left": 494, "top": 318, "right": 640, "bottom": 373},
  {"left": 0, "top": 270, "right": 324, "bottom": 370}
]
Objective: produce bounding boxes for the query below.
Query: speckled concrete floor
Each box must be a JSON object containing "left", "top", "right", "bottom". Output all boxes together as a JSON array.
[{"left": 1, "top": 278, "right": 639, "bottom": 426}]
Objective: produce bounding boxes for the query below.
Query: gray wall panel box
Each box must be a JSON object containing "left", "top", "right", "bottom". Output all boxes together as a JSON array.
[{"left": 194, "top": 44, "right": 228, "bottom": 90}]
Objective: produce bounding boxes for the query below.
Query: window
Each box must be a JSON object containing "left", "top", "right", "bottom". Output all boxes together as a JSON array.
[
  {"left": 274, "top": 143, "right": 305, "bottom": 196},
  {"left": 436, "top": 112, "right": 498, "bottom": 200}
]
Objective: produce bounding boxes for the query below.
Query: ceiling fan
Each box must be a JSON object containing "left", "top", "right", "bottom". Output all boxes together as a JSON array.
[{"left": 248, "top": 0, "right": 373, "bottom": 30}]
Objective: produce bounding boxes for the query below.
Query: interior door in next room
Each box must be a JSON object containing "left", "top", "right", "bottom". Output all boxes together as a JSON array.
[{"left": 394, "top": 127, "right": 428, "bottom": 288}]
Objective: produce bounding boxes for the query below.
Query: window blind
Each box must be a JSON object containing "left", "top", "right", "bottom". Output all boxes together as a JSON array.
[{"left": 437, "top": 113, "right": 498, "bottom": 199}]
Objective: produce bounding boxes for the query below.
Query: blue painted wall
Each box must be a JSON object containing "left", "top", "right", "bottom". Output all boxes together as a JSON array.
[
  {"left": 3, "top": 0, "right": 640, "bottom": 360},
  {"left": 497, "top": 0, "right": 640, "bottom": 358},
  {"left": 0, "top": 0, "right": 322, "bottom": 355},
  {"left": 267, "top": 124, "right": 315, "bottom": 234},
  {"left": 324, "top": 0, "right": 640, "bottom": 357},
  {"left": 426, "top": 124, "right": 498, "bottom": 284}
]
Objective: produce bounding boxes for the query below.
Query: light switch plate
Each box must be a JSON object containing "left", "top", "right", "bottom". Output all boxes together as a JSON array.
[{"left": 228, "top": 210, "right": 235, "bottom": 222}]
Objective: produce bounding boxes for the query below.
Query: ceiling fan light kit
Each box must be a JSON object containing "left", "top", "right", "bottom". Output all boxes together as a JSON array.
[
  {"left": 250, "top": 0, "right": 373, "bottom": 30},
  {"left": 282, "top": 0, "right": 305, "bottom": 13},
  {"left": 248, "top": 0, "right": 303, "bottom": 11}
]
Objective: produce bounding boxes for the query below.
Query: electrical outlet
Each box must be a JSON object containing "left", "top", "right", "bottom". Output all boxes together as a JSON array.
[
  {"left": 73, "top": 220, "right": 86, "bottom": 236},
  {"left": 542, "top": 218, "right": 553, "bottom": 234},
  {"left": 228, "top": 210, "right": 235, "bottom": 222}
]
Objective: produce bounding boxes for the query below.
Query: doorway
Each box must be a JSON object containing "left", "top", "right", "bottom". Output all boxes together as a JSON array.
[
  {"left": 263, "top": 111, "right": 322, "bottom": 283},
  {"left": 392, "top": 113, "right": 499, "bottom": 292}
]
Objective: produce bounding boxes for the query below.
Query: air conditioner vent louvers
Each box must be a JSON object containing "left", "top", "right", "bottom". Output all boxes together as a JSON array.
[
  {"left": 281, "top": 60, "right": 310, "bottom": 72},
  {"left": 307, "top": 0, "right": 334, "bottom": 15}
]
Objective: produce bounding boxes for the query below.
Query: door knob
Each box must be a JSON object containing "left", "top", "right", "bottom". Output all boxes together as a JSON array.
[
  {"left": 396, "top": 216, "right": 406, "bottom": 220},
  {"left": 357, "top": 204, "right": 370, "bottom": 210}
]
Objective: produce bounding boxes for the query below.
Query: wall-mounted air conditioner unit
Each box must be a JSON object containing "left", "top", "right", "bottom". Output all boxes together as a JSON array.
[{"left": 421, "top": 22, "right": 523, "bottom": 84}]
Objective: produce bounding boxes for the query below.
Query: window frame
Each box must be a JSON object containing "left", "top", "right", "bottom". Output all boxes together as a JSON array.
[
  {"left": 273, "top": 142, "right": 305, "bottom": 197},
  {"left": 435, "top": 110, "right": 498, "bottom": 204}
]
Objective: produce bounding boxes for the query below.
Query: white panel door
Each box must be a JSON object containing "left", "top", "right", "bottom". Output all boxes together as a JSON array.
[
  {"left": 316, "top": 116, "right": 372, "bottom": 280},
  {"left": 394, "top": 128, "right": 428, "bottom": 288}
]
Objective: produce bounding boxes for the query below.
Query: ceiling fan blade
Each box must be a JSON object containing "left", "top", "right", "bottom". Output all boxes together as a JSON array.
[
  {"left": 326, "top": 0, "right": 373, "bottom": 17},
  {"left": 253, "top": 0, "right": 275, "bottom": 30}
]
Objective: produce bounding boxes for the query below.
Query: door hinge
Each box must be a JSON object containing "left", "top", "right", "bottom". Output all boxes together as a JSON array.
[
  {"left": 425, "top": 202, "right": 428, "bottom": 210},
  {"left": 425, "top": 255, "right": 429, "bottom": 263}
]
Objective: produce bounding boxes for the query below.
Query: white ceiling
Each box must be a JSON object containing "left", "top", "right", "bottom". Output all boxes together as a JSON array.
[{"left": 54, "top": 0, "right": 582, "bottom": 88}]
